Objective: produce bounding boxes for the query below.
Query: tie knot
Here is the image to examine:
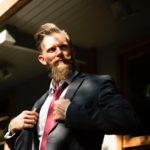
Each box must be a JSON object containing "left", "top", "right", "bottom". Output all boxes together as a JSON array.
[{"left": 54, "top": 82, "right": 68, "bottom": 97}]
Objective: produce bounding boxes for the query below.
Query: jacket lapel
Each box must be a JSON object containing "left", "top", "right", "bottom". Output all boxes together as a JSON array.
[
  {"left": 32, "top": 91, "right": 49, "bottom": 112},
  {"left": 65, "top": 73, "right": 86, "bottom": 101}
]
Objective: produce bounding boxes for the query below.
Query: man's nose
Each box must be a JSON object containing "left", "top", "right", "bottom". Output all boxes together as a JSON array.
[{"left": 55, "top": 47, "right": 62, "bottom": 56}]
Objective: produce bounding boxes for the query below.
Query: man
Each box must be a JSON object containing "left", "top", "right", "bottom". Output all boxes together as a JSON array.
[{"left": 4, "top": 23, "right": 139, "bottom": 150}]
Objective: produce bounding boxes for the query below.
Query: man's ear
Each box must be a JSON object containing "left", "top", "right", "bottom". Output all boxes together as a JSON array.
[{"left": 38, "top": 54, "right": 47, "bottom": 65}]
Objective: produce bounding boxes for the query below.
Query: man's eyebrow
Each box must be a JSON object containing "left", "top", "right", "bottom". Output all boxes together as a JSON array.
[{"left": 47, "top": 46, "right": 56, "bottom": 51}]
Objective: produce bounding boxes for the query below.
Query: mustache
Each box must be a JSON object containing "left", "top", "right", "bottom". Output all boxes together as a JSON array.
[{"left": 50, "top": 56, "right": 72, "bottom": 66}]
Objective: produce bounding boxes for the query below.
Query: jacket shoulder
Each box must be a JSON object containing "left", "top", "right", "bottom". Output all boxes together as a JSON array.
[{"left": 82, "top": 73, "right": 113, "bottom": 82}]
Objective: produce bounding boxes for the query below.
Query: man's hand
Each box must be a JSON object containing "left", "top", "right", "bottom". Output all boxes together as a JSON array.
[
  {"left": 53, "top": 97, "right": 71, "bottom": 121},
  {"left": 9, "top": 110, "right": 39, "bottom": 134}
]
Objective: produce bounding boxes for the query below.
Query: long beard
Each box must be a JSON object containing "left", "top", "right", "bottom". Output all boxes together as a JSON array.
[
  {"left": 47, "top": 56, "right": 74, "bottom": 82},
  {"left": 51, "top": 64, "right": 72, "bottom": 81}
]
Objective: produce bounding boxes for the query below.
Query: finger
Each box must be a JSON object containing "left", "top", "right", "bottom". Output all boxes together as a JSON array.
[
  {"left": 54, "top": 100, "right": 64, "bottom": 106},
  {"left": 53, "top": 111, "right": 64, "bottom": 121},
  {"left": 22, "top": 123, "right": 35, "bottom": 129},
  {"left": 22, "top": 111, "right": 38, "bottom": 119},
  {"left": 24, "top": 115, "right": 38, "bottom": 122},
  {"left": 53, "top": 107, "right": 65, "bottom": 116},
  {"left": 24, "top": 118, "right": 37, "bottom": 125},
  {"left": 23, "top": 110, "right": 38, "bottom": 116}
]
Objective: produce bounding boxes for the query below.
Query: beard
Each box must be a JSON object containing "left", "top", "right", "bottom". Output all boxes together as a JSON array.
[{"left": 47, "top": 56, "right": 74, "bottom": 82}]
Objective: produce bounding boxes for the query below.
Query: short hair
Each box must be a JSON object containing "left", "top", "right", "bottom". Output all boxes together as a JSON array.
[{"left": 34, "top": 23, "right": 70, "bottom": 51}]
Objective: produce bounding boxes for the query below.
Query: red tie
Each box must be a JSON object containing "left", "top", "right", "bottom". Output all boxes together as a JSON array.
[{"left": 40, "top": 82, "right": 68, "bottom": 150}]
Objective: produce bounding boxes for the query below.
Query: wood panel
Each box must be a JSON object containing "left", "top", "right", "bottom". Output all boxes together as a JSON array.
[
  {"left": 118, "top": 39, "right": 150, "bottom": 150},
  {"left": 0, "top": 0, "right": 32, "bottom": 23}
]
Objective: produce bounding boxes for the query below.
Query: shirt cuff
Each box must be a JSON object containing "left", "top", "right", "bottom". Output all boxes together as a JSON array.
[{"left": 4, "top": 131, "right": 16, "bottom": 139}]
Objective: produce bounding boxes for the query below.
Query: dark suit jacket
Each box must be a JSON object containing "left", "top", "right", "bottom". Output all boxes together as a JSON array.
[{"left": 5, "top": 72, "right": 139, "bottom": 150}]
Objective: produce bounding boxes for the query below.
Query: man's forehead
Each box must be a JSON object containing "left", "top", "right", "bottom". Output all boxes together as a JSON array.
[
  {"left": 41, "top": 33, "right": 68, "bottom": 49},
  {"left": 50, "top": 32, "right": 67, "bottom": 41}
]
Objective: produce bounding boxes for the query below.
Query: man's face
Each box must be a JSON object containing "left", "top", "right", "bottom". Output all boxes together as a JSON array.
[{"left": 38, "top": 32, "right": 73, "bottom": 81}]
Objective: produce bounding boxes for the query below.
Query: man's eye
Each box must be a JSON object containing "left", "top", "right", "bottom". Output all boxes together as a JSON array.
[
  {"left": 48, "top": 47, "right": 56, "bottom": 53},
  {"left": 59, "top": 44, "right": 69, "bottom": 50}
]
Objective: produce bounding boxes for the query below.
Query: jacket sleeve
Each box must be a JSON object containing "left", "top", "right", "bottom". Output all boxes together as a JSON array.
[
  {"left": 4, "top": 126, "right": 21, "bottom": 150},
  {"left": 65, "top": 75, "right": 139, "bottom": 135}
]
